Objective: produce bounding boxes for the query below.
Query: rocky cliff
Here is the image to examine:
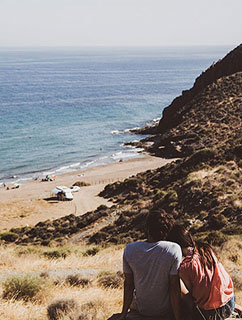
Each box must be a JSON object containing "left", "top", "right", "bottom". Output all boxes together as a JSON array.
[
  {"left": 130, "top": 44, "right": 242, "bottom": 159},
  {"left": 157, "top": 44, "right": 242, "bottom": 133}
]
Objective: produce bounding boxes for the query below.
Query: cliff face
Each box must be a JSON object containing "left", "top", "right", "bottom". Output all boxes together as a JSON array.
[
  {"left": 143, "top": 71, "right": 242, "bottom": 158},
  {"left": 157, "top": 44, "right": 242, "bottom": 133}
]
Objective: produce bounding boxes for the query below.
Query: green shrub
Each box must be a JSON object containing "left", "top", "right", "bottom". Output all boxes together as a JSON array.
[
  {"left": 2, "top": 275, "right": 45, "bottom": 301},
  {"left": 43, "top": 247, "right": 71, "bottom": 259},
  {"left": 153, "top": 189, "right": 166, "bottom": 201},
  {"left": 184, "top": 148, "right": 217, "bottom": 168},
  {"left": 164, "top": 190, "right": 178, "bottom": 202},
  {"left": 88, "top": 231, "right": 108, "bottom": 244},
  {"left": 16, "top": 246, "right": 40, "bottom": 256},
  {"left": 82, "top": 247, "right": 99, "bottom": 256},
  {"left": 0, "top": 232, "right": 19, "bottom": 242},
  {"left": 208, "top": 214, "right": 228, "bottom": 230},
  {"left": 96, "top": 204, "right": 108, "bottom": 211}
]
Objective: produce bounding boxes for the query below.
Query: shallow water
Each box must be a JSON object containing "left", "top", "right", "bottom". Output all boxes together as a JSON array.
[{"left": 0, "top": 46, "right": 231, "bottom": 183}]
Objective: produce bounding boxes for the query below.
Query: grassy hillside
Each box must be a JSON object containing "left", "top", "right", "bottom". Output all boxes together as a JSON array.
[
  {"left": 1, "top": 45, "right": 242, "bottom": 316},
  {"left": 0, "top": 239, "right": 241, "bottom": 319}
]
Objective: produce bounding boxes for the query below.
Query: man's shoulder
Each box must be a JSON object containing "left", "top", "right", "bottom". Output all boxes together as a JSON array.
[
  {"left": 157, "top": 241, "right": 182, "bottom": 260},
  {"left": 158, "top": 240, "right": 181, "bottom": 251},
  {"left": 125, "top": 241, "right": 146, "bottom": 250},
  {"left": 125, "top": 240, "right": 181, "bottom": 254}
]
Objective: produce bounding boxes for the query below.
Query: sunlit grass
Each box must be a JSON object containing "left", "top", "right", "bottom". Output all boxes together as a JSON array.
[{"left": 0, "top": 238, "right": 241, "bottom": 319}]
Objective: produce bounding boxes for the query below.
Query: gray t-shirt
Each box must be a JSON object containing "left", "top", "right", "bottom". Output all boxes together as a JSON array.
[{"left": 123, "top": 240, "right": 182, "bottom": 317}]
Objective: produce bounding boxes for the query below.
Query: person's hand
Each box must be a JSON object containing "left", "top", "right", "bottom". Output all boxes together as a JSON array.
[{"left": 107, "top": 312, "right": 126, "bottom": 320}]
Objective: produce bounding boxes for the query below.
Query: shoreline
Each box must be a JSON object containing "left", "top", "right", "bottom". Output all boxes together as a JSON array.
[
  {"left": 0, "top": 146, "right": 146, "bottom": 186},
  {"left": 0, "top": 155, "right": 176, "bottom": 231}
]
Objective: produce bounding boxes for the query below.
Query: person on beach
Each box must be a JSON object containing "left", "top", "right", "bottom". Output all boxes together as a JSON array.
[
  {"left": 108, "top": 210, "right": 182, "bottom": 320},
  {"left": 167, "top": 224, "right": 236, "bottom": 320}
]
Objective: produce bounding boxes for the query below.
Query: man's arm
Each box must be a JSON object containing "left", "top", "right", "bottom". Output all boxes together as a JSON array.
[
  {"left": 169, "top": 274, "right": 182, "bottom": 320},
  {"left": 108, "top": 272, "right": 134, "bottom": 320}
]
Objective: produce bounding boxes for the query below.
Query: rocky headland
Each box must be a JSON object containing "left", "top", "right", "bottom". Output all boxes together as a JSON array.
[{"left": 1, "top": 44, "right": 242, "bottom": 250}]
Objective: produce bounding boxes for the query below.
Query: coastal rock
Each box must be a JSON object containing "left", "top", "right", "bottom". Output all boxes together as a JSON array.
[
  {"left": 157, "top": 44, "right": 242, "bottom": 133},
  {"left": 138, "top": 71, "right": 242, "bottom": 158}
]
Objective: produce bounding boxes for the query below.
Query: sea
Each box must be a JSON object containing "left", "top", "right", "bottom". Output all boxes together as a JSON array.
[{"left": 0, "top": 46, "right": 231, "bottom": 185}]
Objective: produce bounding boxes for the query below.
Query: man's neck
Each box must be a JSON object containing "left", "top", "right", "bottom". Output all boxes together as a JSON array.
[{"left": 147, "top": 236, "right": 159, "bottom": 243}]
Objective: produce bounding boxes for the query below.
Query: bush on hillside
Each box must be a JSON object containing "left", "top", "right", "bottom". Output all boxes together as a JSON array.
[
  {"left": 65, "top": 275, "right": 91, "bottom": 288},
  {"left": 0, "top": 232, "right": 19, "bottom": 242},
  {"left": 208, "top": 214, "right": 228, "bottom": 230},
  {"left": 43, "top": 247, "right": 71, "bottom": 259},
  {"left": 97, "top": 271, "right": 123, "bottom": 289},
  {"left": 82, "top": 247, "right": 99, "bottom": 256},
  {"left": 205, "top": 231, "right": 228, "bottom": 246},
  {"left": 47, "top": 298, "right": 80, "bottom": 320},
  {"left": 2, "top": 275, "right": 46, "bottom": 301},
  {"left": 183, "top": 148, "right": 217, "bottom": 169}
]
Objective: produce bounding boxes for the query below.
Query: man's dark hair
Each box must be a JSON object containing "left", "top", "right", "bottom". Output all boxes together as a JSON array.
[{"left": 146, "top": 209, "right": 174, "bottom": 241}]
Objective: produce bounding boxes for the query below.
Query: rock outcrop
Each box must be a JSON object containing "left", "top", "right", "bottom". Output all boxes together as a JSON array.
[{"left": 157, "top": 44, "right": 242, "bottom": 133}]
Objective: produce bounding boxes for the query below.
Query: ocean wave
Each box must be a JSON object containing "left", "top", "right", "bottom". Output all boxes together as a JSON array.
[
  {"left": 111, "top": 149, "right": 144, "bottom": 161},
  {"left": 69, "top": 162, "right": 81, "bottom": 168},
  {"left": 111, "top": 127, "right": 141, "bottom": 135},
  {"left": 145, "top": 117, "right": 160, "bottom": 126},
  {"left": 0, "top": 147, "right": 146, "bottom": 185}
]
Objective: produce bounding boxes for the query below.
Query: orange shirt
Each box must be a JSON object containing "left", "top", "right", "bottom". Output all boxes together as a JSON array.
[{"left": 179, "top": 250, "right": 233, "bottom": 310}]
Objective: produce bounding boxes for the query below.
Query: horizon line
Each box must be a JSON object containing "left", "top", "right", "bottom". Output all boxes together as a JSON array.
[{"left": 0, "top": 43, "right": 237, "bottom": 49}]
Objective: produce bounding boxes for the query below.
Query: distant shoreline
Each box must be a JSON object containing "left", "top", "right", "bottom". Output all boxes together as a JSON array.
[
  {"left": 0, "top": 155, "right": 176, "bottom": 231},
  {"left": 0, "top": 147, "right": 146, "bottom": 186}
]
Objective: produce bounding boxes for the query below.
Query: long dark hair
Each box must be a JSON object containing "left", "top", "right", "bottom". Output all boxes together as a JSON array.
[{"left": 167, "top": 224, "right": 215, "bottom": 269}]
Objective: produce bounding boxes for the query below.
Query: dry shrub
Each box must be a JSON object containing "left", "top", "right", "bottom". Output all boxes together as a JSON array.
[
  {"left": 65, "top": 275, "right": 91, "bottom": 288},
  {"left": 215, "top": 238, "right": 242, "bottom": 305},
  {"left": 43, "top": 247, "right": 71, "bottom": 260},
  {"left": 47, "top": 298, "right": 80, "bottom": 320},
  {"left": 73, "top": 181, "right": 90, "bottom": 187},
  {"left": 79, "top": 299, "right": 107, "bottom": 320},
  {"left": 97, "top": 271, "right": 123, "bottom": 289},
  {"left": 82, "top": 247, "right": 99, "bottom": 257},
  {"left": 2, "top": 275, "right": 48, "bottom": 302},
  {"left": 205, "top": 231, "right": 228, "bottom": 246}
]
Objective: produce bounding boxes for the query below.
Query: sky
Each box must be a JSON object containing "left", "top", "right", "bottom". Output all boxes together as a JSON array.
[{"left": 0, "top": 0, "right": 241, "bottom": 47}]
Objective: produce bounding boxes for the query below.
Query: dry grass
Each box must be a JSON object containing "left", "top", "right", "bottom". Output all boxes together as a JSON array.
[
  {"left": 0, "top": 244, "right": 123, "bottom": 273},
  {"left": 0, "top": 237, "right": 241, "bottom": 320},
  {"left": 215, "top": 236, "right": 242, "bottom": 304},
  {"left": 0, "top": 244, "right": 123, "bottom": 320}
]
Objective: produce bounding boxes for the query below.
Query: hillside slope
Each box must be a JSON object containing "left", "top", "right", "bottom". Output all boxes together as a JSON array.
[
  {"left": 158, "top": 43, "right": 242, "bottom": 134},
  {"left": 135, "top": 71, "right": 242, "bottom": 158},
  {"left": 2, "top": 45, "right": 242, "bottom": 249}
]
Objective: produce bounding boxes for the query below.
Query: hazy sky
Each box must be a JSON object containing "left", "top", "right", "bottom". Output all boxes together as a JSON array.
[{"left": 0, "top": 0, "right": 241, "bottom": 47}]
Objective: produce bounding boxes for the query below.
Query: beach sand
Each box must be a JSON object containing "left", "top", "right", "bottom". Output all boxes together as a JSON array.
[{"left": 0, "top": 155, "right": 175, "bottom": 231}]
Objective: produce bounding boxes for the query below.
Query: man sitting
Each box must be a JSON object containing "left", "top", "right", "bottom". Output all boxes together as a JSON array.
[{"left": 108, "top": 210, "right": 182, "bottom": 320}]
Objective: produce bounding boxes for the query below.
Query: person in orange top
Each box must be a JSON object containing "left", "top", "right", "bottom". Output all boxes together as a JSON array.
[{"left": 167, "top": 225, "right": 235, "bottom": 320}]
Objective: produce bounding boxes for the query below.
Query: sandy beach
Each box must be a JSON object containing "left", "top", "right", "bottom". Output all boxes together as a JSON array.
[{"left": 0, "top": 155, "right": 175, "bottom": 231}]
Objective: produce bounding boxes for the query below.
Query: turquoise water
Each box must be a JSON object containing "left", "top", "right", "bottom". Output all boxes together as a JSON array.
[{"left": 0, "top": 46, "right": 230, "bottom": 183}]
